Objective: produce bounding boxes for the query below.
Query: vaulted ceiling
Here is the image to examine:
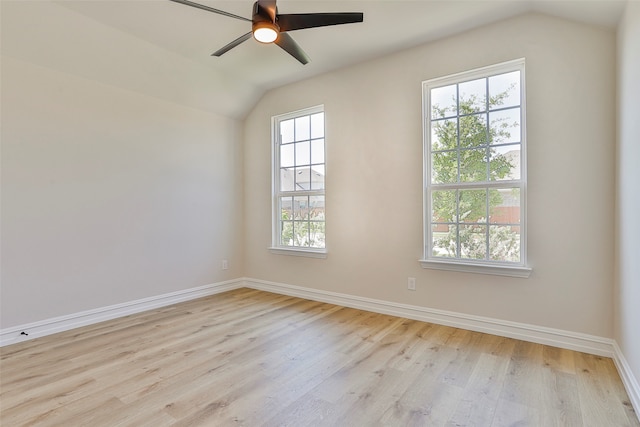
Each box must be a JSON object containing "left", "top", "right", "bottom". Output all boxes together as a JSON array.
[{"left": 1, "top": 0, "right": 625, "bottom": 119}]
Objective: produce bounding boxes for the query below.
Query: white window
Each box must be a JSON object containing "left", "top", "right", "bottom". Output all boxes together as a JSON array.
[
  {"left": 421, "top": 59, "right": 530, "bottom": 277},
  {"left": 271, "top": 106, "right": 326, "bottom": 257}
]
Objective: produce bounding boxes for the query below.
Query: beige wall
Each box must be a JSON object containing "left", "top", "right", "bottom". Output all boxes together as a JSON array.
[
  {"left": 616, "top": 0, "right": 640, "bottom": 391},
  {"left": 244, "top": 13, "right": 616, "bottom": 337},
  {"left": 1, "top": 57, "right": 244, "bottom": 327}
]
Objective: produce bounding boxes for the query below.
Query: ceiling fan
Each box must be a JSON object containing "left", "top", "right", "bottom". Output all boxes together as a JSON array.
[{"left": 169, "top": 0, "right": 364, "bottom": 64}]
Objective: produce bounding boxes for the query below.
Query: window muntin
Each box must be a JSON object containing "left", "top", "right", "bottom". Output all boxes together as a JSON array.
[
  {"left": 423, "top": 60, "right": 526, "bottom": 269},
  {"left": 273, "top": 106, "right": 326, "bottom": 252}
]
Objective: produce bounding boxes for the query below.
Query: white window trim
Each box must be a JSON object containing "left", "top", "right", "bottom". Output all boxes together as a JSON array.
[
  {"left": 419, "top": 258, "right": 531, "bottom": 278},
  {"left": 270, "top": 105, "right": 327, "bottom": 258},
  {"left": 421, "top": 59, "right": 531, "bottom": 278},
  {"left": 268, "top": 246, "right": 328, "bottom": 258}
]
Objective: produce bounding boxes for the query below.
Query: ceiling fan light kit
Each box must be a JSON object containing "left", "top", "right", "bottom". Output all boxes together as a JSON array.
[
  {"left": 169, "top": 0, "right": 364, "bottom": 64},
  {"left": 253, "top": 23, "right": 279, "bottom": 43}
]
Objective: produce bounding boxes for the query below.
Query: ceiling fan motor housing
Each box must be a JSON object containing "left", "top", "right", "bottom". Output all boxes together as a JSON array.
[{"left": 252, "top": 1, "right": 280, "bottom": 42}]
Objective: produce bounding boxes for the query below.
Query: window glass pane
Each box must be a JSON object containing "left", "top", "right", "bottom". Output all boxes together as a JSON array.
[
  {"left": 431, "top": 84, "right": 457, "bottom": 119},
  {"left": 295, "top": 116, "right": 310, "bottom": 141},
  {"left": 294, "top": 196, "right": 308, "bottom": 220},
  {"left": 281, "top": 221, "right": 293, "bottom": 246},
  {"left": 459, "top": 114, "right": 487, "bottom": 148},
  {"left": 310, "top": 165, "right": 325, "bottom": 190},
  {"left": 459, "top": 189, "right": 487, "bottom": 223},
  {"left": 459, "top": 148, "right": 488, "bottom": 183},
  {"left": 432, "top": 224, "right": 457, "bottom": 258},
  {"left": 311, "top": 139, "right": 325, "bottom": 164},
  {"left": 295, "top": 167, "right": 311, "bottom": 191},
  {"left": 309, "top": 195, "right": 325, "bottom": 248},
  {"left": 431, "top": 118, "right": 457, "bottom": 151},
  {"left": 459, "top": 224, "right": 487, "bottom": 259},
  {"left": 280, "top": 143, "right": 294, "bottom": 168},
  {"left": 459, "top": 78, "right": 486, "bottom": 114},
  {"left": 310, "top": 113, "right": 324, "bottom": 139},
  {"left": 293, "top": 221, "right": 310, "bottom": 247},
  {"left": 489, "top": 225, "right": 520, "bottom": 262},
  {"left": 489, "top": 71, "right": 520, "bottom": 110},
  {"left": 280, "top": 168, "right": 294, "bottom": 191},
  {"left": 280, "top": 119, "right": 294, "bottom": 144},
  {"left": 309, "top": 196, "right": 325, "bottom": 220},
  {"left": 490, "top": 145, "right": 520, "bottom": 181},
  {"left": 295, "top": 141, "right": 310, "bottom": 166},
  {"left": 432, "top": 190, "right": 457, "bottom": 223},
  {"left": 489, "top": 108, "right": 520, "bottom": 145},
  {"left": 280, "top": 197, "right": 293, "bottom": 246},
  {"left": 280, "top": 197, "right": 293, "bottom": 220},
  {"left": 309, "top": 223, "right": 325, "bottom": 249},
  {"left": 489, "top": 188, "right": 520, "bottom": 224},
  {"left": 432, "top": 151, "right": 458, "bottom": 184}
]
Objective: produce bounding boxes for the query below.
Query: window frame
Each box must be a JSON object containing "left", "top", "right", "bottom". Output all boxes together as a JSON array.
[
  {"left": 270, "top": 105, "right": 327, "bottom": 258},
  {"left": 420, "top": 59, "right": 531, "bottom": 278}
]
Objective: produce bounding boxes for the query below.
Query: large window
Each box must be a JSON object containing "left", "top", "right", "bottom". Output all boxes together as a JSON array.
[
  {"left": 271, "top": 106, "right": 326, "bottom": 256},
  {"left": 422, "top": 59, "right": 530, "bottom": 277}
]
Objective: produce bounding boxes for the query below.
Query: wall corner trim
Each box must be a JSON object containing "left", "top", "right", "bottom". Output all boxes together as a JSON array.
[
  {"left": 0, "top": 279, "right": 244, "bottom": 347},
  {"left": 612, "top": 341, "right": 640, "bottom": 417}
]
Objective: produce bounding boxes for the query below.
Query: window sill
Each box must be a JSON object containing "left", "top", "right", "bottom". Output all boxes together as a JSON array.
[
  {"left": 269, "top": 247, "right": 327, "bottom": 259},
  {"left": 419, "top": 259, "right": 531, "bottom": 278}
]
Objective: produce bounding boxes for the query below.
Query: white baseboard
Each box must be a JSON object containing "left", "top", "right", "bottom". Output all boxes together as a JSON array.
[
  {"left": 612, "top": 342, "right": 640, "bottom": 417},
  {"left": 243, "top": 277, "right": 616, "bottom": 357},
  {"left": 2, "top": 278, "right": 616, "bottom": 357},
  {"left": 0, "top": 279, "right": 244, "bottom": 347}
]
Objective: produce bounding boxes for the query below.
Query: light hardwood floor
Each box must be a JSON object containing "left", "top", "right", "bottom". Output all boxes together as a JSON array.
[{"left": 1, "top": 288, "right": 638, "bottom": 426}]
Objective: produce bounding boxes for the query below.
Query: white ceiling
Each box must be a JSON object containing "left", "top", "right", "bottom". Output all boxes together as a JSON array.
[{"left": 1, "top": 0, "right": 626, "bottom": 118}]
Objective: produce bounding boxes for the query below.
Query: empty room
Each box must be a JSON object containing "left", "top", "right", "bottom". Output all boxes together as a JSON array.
[{"left": 1, "top": 0, "right": 639, "bottom": 425}]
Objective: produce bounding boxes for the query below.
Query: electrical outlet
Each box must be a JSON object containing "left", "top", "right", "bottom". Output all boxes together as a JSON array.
[
  {"left": 222, "top": 260, "right": 228, "bottom": 270},
  {"left": 408, "top": 277, "right": 416, "bottom": 291}
]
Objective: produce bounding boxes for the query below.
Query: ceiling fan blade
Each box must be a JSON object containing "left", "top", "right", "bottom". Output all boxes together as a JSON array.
[
  {"left": 257, "top": 0, "right": 277, "bottom": 22},
  {"left": 212, "top": 32, "right": 253, "bottom": 56},
  {"left": 274, "top": 32, "right": 310, "bottom": 65},
  {"left": 169, "top": 0, "right": 251, "bottom": 22},
  {"left": 277, "top": 13, "right": 364, "bottom": 32}
]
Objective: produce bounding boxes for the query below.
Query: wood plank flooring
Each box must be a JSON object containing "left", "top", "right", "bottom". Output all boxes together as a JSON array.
[{"left": 1, "top": 288, "right": 638, "bottom": 426}]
